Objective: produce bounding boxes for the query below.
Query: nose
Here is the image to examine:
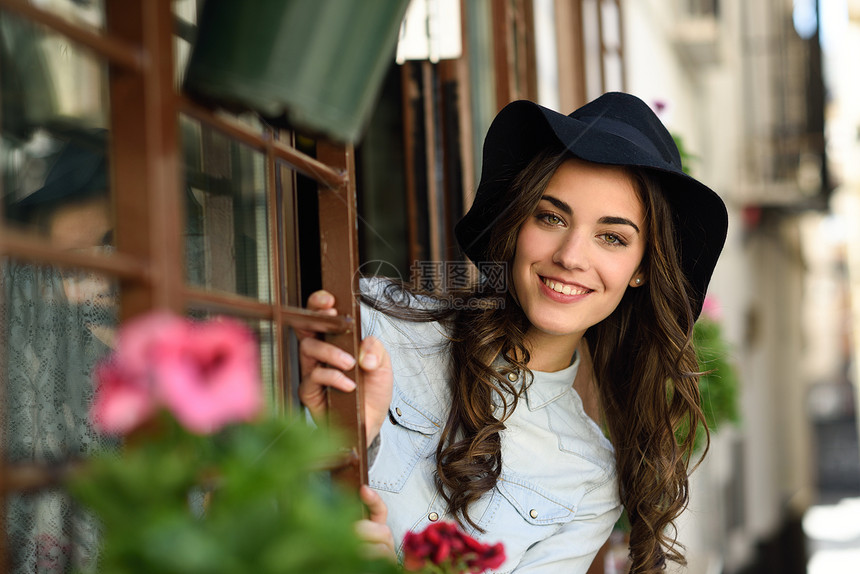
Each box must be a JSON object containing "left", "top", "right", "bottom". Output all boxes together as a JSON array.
[{"left": 552, "top": 231, "right": 591, "bottom": 271}]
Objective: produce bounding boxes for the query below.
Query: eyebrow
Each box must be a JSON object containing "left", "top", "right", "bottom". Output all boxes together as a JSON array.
[{"left": 539, "top": 195, "right": 641, "bottom": 233}]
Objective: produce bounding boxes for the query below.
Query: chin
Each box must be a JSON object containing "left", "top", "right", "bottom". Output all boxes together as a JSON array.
[{"left": 529, "top": 316, "right": 586, "bottom": 338}]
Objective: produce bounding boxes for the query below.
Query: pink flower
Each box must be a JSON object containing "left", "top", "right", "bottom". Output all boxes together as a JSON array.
[
  {"left": 151, "top": 318, "right": 263, "bottom": 434},
  {"left": 700, "top": 295, "right": 722, "bottom": 322},
  {"left": 91, "top": 360, "right": 155, "bottom": 435},
  {"left": 115, "top": 313, "right": 188, "bottom": 380},
  {"left": 90, "top": 312, "right": 264, "bottom": 435}
]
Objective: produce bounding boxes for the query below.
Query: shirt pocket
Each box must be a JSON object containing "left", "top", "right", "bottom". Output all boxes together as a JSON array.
[
  {"left": 495, "top": 474, "right": 582, "bottom": 526},
  {"left": 369, "top": 388, "right": 440, "bottom": 493},
  {"left": 481, "top": 473, "right": 585, "bottom": 571}
]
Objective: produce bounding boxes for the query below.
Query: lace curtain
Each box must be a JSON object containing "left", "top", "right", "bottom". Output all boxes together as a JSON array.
[{"left": 3, "top": 260, "right": 117, "bottom": 574}]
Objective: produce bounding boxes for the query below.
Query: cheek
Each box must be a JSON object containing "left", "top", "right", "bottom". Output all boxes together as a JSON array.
[
  {"left": 607, "top": 252, "right": 646, "bottom": 290},
  {"left": 509, "top": 228, "right": 535, "bottom": 301}
]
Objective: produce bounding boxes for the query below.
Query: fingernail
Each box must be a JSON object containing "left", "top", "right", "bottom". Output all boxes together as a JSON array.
[
  {"left": 359, "top": 350, "right": 379, "bottom": 369},
  {"left": 318, "top": 292, "right": 333, "bottom": 305},
  {"left": 341, "top": 352, "right": 356, "bottom": 368},
  {"left": 340, "top": 373, "right": 357, "bottom": 390}
]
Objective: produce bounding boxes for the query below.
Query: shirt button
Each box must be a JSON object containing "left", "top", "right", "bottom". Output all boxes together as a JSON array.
[
  {"left": 428, "top": 512, "right": 439, "bottom": 522},
  {"left": 395, "top": 407, "right": 402, "bottom": 416},
  {"left": 529, "top": 509, "right": 538, "bottom": 519},
  {"left": 507, "top": 372, "right": 518, "bottom": 382}
]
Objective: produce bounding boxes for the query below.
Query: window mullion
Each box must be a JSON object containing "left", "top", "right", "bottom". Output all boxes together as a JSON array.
[
  {"left": 316, "top": 140, "right": 367, "bottom": 491},
  {"left": 106, "top": 0, "right": 184, "bottom": 317}
]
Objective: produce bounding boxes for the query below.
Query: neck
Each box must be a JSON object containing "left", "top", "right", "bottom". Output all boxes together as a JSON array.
[{"left": 523, "top": 328, "right": 583, "bottom": 372}]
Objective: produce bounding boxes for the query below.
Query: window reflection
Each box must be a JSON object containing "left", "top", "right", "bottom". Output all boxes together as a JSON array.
[
  {"left": 182, "top": 115, "right": 272, "bottom": 302},
  {"left": 2, "top": 130, "right": 117, "bottom": 573},
  {"left": 2, "top": 7, "right": 114, "bottom": 571}
]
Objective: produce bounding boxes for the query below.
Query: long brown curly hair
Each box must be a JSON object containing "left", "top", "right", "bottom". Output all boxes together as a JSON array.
[{"left": 366, "top": 148, "right": 706, "bottom": 573}]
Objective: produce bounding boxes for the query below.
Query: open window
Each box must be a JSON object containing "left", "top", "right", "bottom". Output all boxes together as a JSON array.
[{"left": 0, "top": 1, "right": 368, "bottom": 571}]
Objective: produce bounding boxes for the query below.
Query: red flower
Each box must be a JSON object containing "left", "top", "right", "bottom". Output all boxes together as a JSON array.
[{"left": 402, "top": 521, "right": 505, "bottom": 573}]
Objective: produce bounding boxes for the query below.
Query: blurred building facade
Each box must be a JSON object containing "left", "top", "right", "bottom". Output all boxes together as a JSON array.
[
  {"left": 620, "top": 1, "right": 832, "bottom": 572},
  {"left": 359, "top": 1, "right": 843, "bottom": 573}
]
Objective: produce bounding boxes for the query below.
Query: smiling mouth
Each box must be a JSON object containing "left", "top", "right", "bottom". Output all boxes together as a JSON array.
[{"left": 541, "top": 277, "right": 593, "bottom": 296}]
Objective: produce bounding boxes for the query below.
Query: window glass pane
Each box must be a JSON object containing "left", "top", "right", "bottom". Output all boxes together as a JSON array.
[
  {"left": 257, "top": 319, "right": 278, "bottom": 408},
  {"left": 603, "top": 53, "right": 623, "bottom": 93},
  {"left": 465, "top": 0, "right": 496, "bottom": 189},
  {"left": 1, "top": 11, "right": 111, "bottom": 240},
  {"left": 274, "top": 158, "right": 302, "bottom": 306},
  {"left": 2, "top": 257, "right": 118, "bottom": 573},
  {"left": 181, "top": 115, "right": 272, "bottom": 303},
  {"left": 356, "top": 66, "right": 410, "bottom": 280},
  {"left": 3, "top": 259, "right": 118, "bottom": 463},
  {"left": 4, "top": 129, "right": 113, "bottom": 245},
  {"left": 282, "top": 325, "right": 301, "bottom": 411},
  {"left": 174, "top": 0, "right": 199, "bottom": 86},
  {"left": 601, "top": 0, "right": 621, "bottom": 48},
  {"left": 6, "top": 488, "right": 101, "bottom": 574},
  {"left": 28, "top": 0, "right": 105, "bottom": 31},
  {"left": 581, "top": 0, "right": 603, "bottom": 101}
]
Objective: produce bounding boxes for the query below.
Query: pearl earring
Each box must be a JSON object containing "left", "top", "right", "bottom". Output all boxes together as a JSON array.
[{"left": 634, "top": 277, "right": 642, "bottom": 285}]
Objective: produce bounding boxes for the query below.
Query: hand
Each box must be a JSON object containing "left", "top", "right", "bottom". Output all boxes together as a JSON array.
[
  {"left": 297, "top": 290, "right": 393, "bottom": 444},
  {"left": 355, "top": 485, "right": 395, "bottom": 561}
]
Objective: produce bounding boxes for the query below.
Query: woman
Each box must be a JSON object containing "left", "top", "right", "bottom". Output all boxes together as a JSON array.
[{"left": 299, "top": 92, "right": 728, "bottom": 573}]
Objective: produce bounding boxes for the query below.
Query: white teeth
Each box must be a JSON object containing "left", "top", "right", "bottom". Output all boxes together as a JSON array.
[{"left": 542, "top": 277, "right": 589, "bottom": 296}]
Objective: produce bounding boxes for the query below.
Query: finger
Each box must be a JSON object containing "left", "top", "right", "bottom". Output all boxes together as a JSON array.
[
  {"left": 360, "top": 485, "right": 388, "bottom": 524},
  {"left": 356, "top": 339, "right": 394, "bottom": 444},
  {"left": 307, "top": 290, "right": 336, "bottom": 312},
  {"left": 358, "top": 336, "right": 391, "bottom": 373},
  {"left": 355, "top": 519, "right": 392, "bottom": 542},
  {"left": 294, "top": 291, "right": 339, "bottom": 340},
  {"left": 298, "top": 366, "right": 357, "bottom": 411},
  {"left": 299, "top": 338, "right": 356, "bottom": 377},
  {"left": 355, "top": 520, "right": 394, "bottom": 544},
  {"left": 354, "top": 520, "right": 395, "bottom": 560},
  {"left": 298, "top": 368, "right": 358, "bottom": 422}
]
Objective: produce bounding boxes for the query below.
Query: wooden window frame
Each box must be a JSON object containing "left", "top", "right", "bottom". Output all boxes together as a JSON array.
[
  {"left": 0, "top": 0, "right": 368, "bottom": 568},
  {"left": 555, "top": 0, "right": 626, "bottom": 111},
  {"left": 491, "top": 0, "right": 538, "bottom": 109}
]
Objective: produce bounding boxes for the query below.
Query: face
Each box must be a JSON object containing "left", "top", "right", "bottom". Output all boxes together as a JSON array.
[
  {"left": 47, "top": 195, "right": 117, "bottom": 344},
  {"left": 511, "top": 158, "right": 647, "bottom": 349}
]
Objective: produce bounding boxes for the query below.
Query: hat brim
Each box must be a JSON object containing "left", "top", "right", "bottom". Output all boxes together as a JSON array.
[{"left": 455, "top": 98, "right": 728, "bottom": 319}]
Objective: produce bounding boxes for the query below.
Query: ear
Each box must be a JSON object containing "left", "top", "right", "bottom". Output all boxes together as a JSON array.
[{"left": 629, "top": 275, "right": 645, "bottom": 288}]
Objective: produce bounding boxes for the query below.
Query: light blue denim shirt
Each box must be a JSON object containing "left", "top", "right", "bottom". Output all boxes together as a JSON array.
[{"left": 361, "top": 280, "right": 622, "bottom": 574}]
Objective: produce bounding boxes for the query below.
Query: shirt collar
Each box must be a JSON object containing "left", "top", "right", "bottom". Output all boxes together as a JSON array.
[{"left": 518, "top": 352, "right": 580, "bottom": 410}]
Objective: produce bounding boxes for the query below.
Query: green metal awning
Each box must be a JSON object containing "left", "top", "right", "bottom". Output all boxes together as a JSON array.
[{"left": 184, "top": 0, "right": 410, "bottom": 144}]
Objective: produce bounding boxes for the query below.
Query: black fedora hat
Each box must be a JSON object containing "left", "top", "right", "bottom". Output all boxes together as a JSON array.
[
  {"left": 12, "top": 128, "right": 108, "bottom": 223},
  {"left": 455, "top": 92, "right": 728, "bottom": 320}
]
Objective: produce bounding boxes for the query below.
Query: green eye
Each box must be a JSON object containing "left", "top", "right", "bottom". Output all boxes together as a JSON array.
[
  {"left": 539, "top": 213, "right": 562, "bottom": 225},
  {"left": 600, "top": 233, "right": 627, "bottom": 246}
]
